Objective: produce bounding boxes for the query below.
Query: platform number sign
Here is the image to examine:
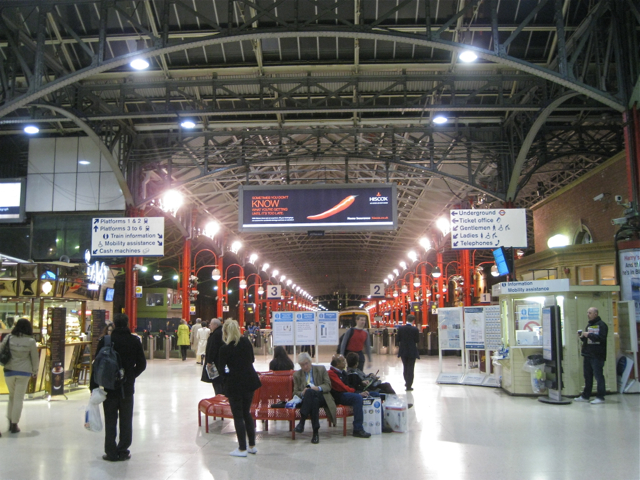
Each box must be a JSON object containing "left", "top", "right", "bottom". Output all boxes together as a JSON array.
[
  {"left": 267, "top": 284, "right": 282, "bottom": 299},
  {"left": 370, "top": 283, "right": 385, "bottom": 298}
]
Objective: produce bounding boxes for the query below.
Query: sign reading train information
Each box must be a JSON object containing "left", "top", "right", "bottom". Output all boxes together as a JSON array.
[
  {"left": 449, "top": 208, "right": 527, "bottom": 249},
  {"left": 91, "top": 217, "right": 165, "bottom": 257},
  {"left": 238, "top": 184, "right": 397, "bottom": 232}
]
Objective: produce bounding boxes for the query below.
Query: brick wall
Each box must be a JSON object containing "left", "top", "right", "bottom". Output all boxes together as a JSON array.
[{"left": 532, "top": 155, "right": 628, "bottom": 252}]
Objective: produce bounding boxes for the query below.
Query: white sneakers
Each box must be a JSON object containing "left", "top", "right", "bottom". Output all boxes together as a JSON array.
[
  {"left": 574, "top": 396, "right": 605, "bottom": 404},
  {"left": 229, "top": 447, "right": 257, "bottom": 457}
]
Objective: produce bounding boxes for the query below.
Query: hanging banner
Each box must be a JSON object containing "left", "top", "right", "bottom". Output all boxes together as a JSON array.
[
  {"left": 317, "top": 311, "right": 340, "bottom": 346},
  {"left": 619, "top": 248, "right": 640, "bottom": 323},
  {"left": 295, "top": 312, "right": 316, "bottom": 345},
  {"left": 464, "top": 307, "right": 485, "bottom": 349},
  {"left": 272, "top": 312, "right": 294, "bottom": 346},
  {"left": 50, "top": 308, "right": 66, "bottom": 396},
  {"left": 438, "top": 307, "right": 463, "bottom": 350}
]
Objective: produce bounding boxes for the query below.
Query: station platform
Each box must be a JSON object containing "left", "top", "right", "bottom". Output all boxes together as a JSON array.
[{"left": 0, "top": 353, "right": 638, "bottom": 480}]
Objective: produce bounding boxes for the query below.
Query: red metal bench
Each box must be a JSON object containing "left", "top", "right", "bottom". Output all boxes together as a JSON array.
[{"left": 198, "top": 370, "right": 354, "bottom": 438}]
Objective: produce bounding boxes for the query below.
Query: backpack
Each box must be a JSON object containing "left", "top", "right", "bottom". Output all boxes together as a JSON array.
[{"left": 93, "top": 335, "right": 125, "bottom": 392}]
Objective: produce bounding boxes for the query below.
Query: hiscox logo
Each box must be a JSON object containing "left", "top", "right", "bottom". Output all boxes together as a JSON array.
[{"left": 369, "top": 192, "right": 389, "bottom": 204}]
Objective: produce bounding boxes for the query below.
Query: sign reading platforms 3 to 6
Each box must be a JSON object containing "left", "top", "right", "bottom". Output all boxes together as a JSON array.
[
  {"left": 91, "top": 217, "right": 165, "bottom": 257},
  {"left": 449, "top": 209, "right": 527, "bottom": 249}
]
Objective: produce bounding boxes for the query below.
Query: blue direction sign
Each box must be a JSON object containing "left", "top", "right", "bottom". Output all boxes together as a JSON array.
[
  {"left": 91, "top": 217, "right": 165, "bottom": 257},
  {"left": 449, "top": 209, "right": 527, "bottom": 249}
]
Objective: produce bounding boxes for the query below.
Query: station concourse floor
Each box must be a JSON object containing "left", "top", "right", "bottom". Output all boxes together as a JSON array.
[{"left": 0, "top": 353, "right": 638, "bottom": 480}]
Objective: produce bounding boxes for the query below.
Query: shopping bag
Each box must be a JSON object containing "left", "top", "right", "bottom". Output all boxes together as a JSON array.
[
  {"left": 84, "top": 388, "right": 107, "bottom": 432},
  {"left": 362, "top": 397, "right": 383, "bottom": 435},
  {"left": 383, "top": 395, "right": 408, "bottom": 433}
]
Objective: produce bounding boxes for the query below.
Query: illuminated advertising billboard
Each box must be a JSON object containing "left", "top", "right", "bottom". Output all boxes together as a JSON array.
[
  {"left": 238, "top": 183, "right": 397, "bottom": 232},
  {"left": 0, "top": 178, "right": 26, "bottom": 223}
]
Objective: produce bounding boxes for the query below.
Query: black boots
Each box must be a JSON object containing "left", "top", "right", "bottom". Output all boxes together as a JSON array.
[{"left": 9, "top": 423, "right": 20, "bottom": 433}]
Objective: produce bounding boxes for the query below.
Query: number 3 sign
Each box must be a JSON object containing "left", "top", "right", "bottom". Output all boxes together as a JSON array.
[{"left": 267, "top": 285, "right": 282, "bottom": 299}]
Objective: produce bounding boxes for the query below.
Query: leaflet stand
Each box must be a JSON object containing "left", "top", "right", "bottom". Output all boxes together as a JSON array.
[
  {"left": 617, "top": 301, "right": 640, "bottom": 394},
  {"left": 538, "top": 305, "right": 572, "bottom": 405},
  {"left": 436, "top": 307, "right": 465, "bottom": 384}
]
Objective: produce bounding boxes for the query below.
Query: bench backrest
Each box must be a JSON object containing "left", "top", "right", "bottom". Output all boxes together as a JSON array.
[{"left": 256, "top": 371, "right": 293, "bottom": 406}]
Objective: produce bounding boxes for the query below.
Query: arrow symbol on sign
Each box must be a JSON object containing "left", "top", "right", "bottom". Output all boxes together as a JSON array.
[
  {"left": 453, "top": 225, "right": 458, "bottom": 231},
  {"left": 453, "top": 241, "right": 458, "bottom": 247},
  {"left": 94, "top": 226, "right": 98, "bottom": 232},
  {"left": 452, "top": 218, "right": 459, "bottom": 223},
  {"left": 94, "top": 219, "right": 99, "bottom": 224},
  {"left": 451, "top": 211, "right": 458, "bottom": 216},
  {"left": 158, "top": 234, "right": 163, "bottom": 239},
  {"left": 93, "top": 249, "right": 98, "bottom": 254},
  {"left": 158, "top": 241, "right": 163, "bottom": 246},
  {"left": 453, "top": 234, "right": 458, "bottom": 239}
]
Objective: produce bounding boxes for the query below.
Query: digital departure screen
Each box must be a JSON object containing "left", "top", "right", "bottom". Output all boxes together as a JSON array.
[
  {"left": 239, "top": 184, "right": 397, "bottom": 232},
  {"left": 0, "top": 178, "right": 26, "bottom": 223}
]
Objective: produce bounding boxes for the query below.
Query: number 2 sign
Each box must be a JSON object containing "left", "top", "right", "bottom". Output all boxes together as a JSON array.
[
  {"left": 370, "top": 283, "right": 384, "bottom": 297},
  {"left": 267, "top": 285, "right": 282, "bottom": 299}
]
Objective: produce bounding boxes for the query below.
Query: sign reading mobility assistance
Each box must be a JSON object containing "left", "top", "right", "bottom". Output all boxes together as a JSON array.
[
  {"left": 238, "top": 183, "right": 397, "bottom": 232},
  {"left": 91, "top": 217, "right": 165, "bottom": 257},
  {"left": 449, "top": 209, "right": 527, "bottom": 249}
]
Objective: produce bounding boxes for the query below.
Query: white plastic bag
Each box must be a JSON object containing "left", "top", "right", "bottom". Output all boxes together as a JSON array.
[
  {"left": 285, "top": 395, "right": 302, "bottom": 409},
  {"left": 383, "top": 395, "right": 408, "bottom": 433},
  {"left": 84, "top": 388, "right": 107, "bottom": 432}
]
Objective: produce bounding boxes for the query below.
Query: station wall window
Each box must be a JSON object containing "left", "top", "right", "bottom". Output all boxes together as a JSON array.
[
  {"left": 146, "top": 293, "right": 164, "bottom": 307},
  {"left": 578, "top": 266, "right": 595, "bottom": 285},
  {"left": 599, "top": 265, "right": 616, "bottom": 285}
]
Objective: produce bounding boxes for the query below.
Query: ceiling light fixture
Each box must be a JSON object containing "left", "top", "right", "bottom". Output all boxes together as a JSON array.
[
  {"left": 130, "top": 58, "right": 150, "bottom": 70},
  {"left": 459, "top": 50, "right": 478, "bottom": 63}
]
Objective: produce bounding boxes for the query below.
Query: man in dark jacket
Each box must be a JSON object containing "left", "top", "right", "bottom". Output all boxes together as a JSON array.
[
  {"left": 90, "top": 313, "right": 146, "bottom": 461},
  {"left": 574, "top": 307, "right": 608, "bottom": 405},
  {"left": 397, "top": 314, "right": 420, "bottom": 391},
  {"left": 203, "top": 318, "right": 224, "bottom": 394}
]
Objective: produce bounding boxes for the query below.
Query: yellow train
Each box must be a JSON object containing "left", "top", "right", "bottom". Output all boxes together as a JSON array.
[{"left": 338, "top": 308, "right": 372, "bottom": 329}]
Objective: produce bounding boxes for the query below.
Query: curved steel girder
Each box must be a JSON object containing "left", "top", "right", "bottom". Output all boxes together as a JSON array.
[
  {"left": 0, "top": 29, "right": 624, "bottom": 120},
  {"left": 136, "top": 154, "right": 504, "bottom": 208},
  {"left": 32, "top": 104, "right": 134, "bottom": 206},
  {"left": 505, "top": 92, "right": 580, "bottom": 202}
]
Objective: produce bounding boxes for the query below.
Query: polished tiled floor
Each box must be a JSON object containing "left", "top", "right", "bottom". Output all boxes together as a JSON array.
[{"left": 1, "top": 351, "right": 638, "bottom": 480}]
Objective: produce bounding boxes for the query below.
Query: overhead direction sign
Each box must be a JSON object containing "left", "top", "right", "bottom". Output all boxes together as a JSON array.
[
  {"left": 449, "top": 209, "right": 527, "bottom": 249},
  {"left": 91, "top": 217, "right": 165, "bottom": 257}
]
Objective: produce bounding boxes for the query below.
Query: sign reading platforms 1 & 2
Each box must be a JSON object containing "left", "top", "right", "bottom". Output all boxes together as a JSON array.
[
  {"left": 449, "top": 209, "right": 527, "bottom": 249},
  {"left": 91, "top": 217, "right": 165, "bottom": 257}
]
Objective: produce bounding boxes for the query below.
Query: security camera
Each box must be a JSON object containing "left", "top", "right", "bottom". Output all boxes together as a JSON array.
[{"left": 615, "top": 195, "right": 623, "bottom": 203}]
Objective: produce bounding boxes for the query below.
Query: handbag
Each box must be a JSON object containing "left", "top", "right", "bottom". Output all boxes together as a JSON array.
[{"left": 0, "top": 335, "right": 12, "bottom": 366}]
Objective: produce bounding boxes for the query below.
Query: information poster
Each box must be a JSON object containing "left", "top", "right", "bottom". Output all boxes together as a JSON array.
[
  {"left": 317, "top": 311, "right": 340, "bottom": 345},
  {"left": 542, "top": 307, "right": 553, "bottom": 361},
  {"left": 272, "top": 312, "right": 294, "bottom": 346},
  {"left": 50, "top": 308, "right": 66, "bottom": 396},
  {"left": 438, "top": 307, "right": 463, "bottom": 350},
  {"left": 295, "top": 312, "right": 316, "bottom": 345},
  {"left": 483, "top": 305, "right": 502, "bottom": 350},
  {"left": 516, "top": 303, "right": 541, "bottom": 330},
  {"left": 464, "top": 307, "right": 485, "bottom": 349},
  {"left": 619, "top": 248, "right": 640, "bottom": 323}
]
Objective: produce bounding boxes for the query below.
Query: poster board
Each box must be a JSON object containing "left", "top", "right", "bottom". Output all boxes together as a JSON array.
[
  {"left": 272, "top": 312, "right": 294, "bottom": 346},
  {"left": 464, "top": 307, "right": 485, "bottom": 349},
  {"left": 438, "top": 307, "right": 463, "bottom": 350},
  {"left": 317, "top": 311, "right": 339, "bottom": 346},
  {"left": 484, "top": 305, "right": 502, "bottom": 350},
  {"left": 295, "top": 312, "right": 316, "bottom": 345}
]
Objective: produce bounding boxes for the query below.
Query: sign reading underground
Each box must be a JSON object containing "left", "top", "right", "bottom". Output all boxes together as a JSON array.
[
  {"left": 238, "top": 184, "right": 397, "bottom": 232},
  {"left": 449, "top": 209, "right": 527, "bottom": 249}
]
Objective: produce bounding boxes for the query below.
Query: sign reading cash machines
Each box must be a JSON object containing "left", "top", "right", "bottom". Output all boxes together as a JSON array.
[{"left": 239, "top": 184, "right": 397, "bottom": 233}]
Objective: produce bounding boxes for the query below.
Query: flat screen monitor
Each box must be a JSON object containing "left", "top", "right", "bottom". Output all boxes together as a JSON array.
[
  {"left": 104, "top": 287, "right": 115, "bottom": 302},
  {"left": 492, "top": 247, "right": 511, "bottom": 276},
  {"left": 0, "top": 178, "right": 26, "bottom": 223}
]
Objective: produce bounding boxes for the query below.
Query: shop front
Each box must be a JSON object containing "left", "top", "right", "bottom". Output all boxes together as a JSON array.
[{"left": 0, "top": 257, "right": 115, "bottom": 396}]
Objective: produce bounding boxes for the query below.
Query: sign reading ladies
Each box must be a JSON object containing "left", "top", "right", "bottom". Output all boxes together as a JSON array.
[{"left": 238, "top": 184, "right": 397, "bottom": 233}]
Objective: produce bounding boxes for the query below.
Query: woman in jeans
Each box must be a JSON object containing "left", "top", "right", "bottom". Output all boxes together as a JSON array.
[
  {"left": 0, "top": 318, "right": 39, "bottom": 436},
  {"left": 218, "top": 319, "right": 261, "bottom": 457}
]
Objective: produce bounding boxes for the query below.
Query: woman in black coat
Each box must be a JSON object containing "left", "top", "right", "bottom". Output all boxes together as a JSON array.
[{"left": 218, "top": 319, "right": 261, "bottom": 457}]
